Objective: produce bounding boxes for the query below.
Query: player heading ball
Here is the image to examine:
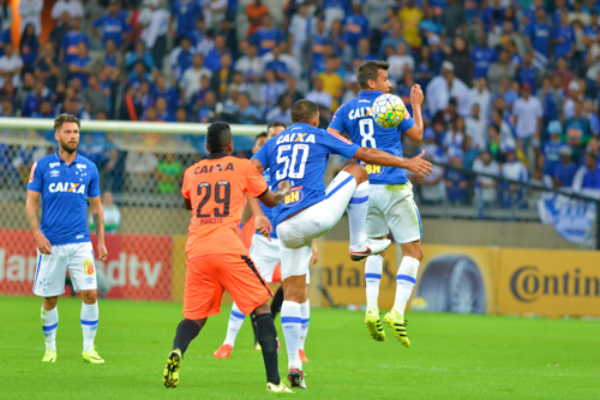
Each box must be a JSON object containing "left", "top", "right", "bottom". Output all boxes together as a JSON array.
[{"left": 25, "top": 113, "right": 108, "bottom": 364}]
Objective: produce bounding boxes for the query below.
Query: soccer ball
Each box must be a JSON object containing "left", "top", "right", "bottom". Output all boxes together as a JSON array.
[{"left": 371, "top": 94, "right": 406, "bottom": 129}]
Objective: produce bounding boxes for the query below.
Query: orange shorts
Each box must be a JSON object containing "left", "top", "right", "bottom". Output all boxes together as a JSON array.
[{"left": 183, "top": 253, "right": 273, "bottom": 320}]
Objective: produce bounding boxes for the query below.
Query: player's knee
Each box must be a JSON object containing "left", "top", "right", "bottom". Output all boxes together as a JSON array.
[
  {"left": 344, "top": 163, "right": 368, "bottom": 184},
  {"left": 81, "top": 290, "right": 97, "bottom": 304},
  {"left": 253, "top": 301, "right": 271, "bottom": 316},
  {"left": 283, "top": 284, "right": 305, "bottom": 302},
  {"left": 43, "top": 297, "right": 58, "bottom": 310}
]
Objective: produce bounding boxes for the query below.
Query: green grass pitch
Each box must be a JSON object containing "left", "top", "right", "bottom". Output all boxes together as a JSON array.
[{"left": 2, "top": 296, "right": 599, "bottom": 399}]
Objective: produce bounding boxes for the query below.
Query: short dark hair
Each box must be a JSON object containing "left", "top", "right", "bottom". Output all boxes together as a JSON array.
[
  {"left": 54, "top": 114, "right": 80, "bottom": 132},
  {"left": 357, "top": 61, "right": 389, "bottom": 89},
  {"left": 267, "top": 120, "right": 287, "bottom": 130},
  {"left": 291, "top": 100, "right": 318, "bottom": 124},
  {"left": 254, "top": 132, "right": 267, "bottom": 144},
  {"left": 207, "top": 122, "right": 233, "bottom": 153}
]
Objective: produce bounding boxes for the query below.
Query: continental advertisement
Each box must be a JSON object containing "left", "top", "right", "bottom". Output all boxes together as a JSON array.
[{"left": 2, "top": 228, "right": 599, "bottom": 317}]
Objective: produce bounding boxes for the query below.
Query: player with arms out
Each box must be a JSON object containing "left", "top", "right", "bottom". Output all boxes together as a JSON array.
[
  {"left": 328, "top": 60, "right": 425, "bottom": 346},
  {"left": 162, "top": 122, "right": 292, "bottom": 393},
  {"left": 214, "top": 122, "right": 318, "bottom": 362},
  {"left": 25, "top": 114, "right": 108, "bottom": 364},
  {"left": 252, "top": 100, "right": 432, "bottom": 388}
]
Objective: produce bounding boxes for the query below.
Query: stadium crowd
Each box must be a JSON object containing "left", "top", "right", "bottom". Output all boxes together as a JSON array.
[{"left": 1, "top": 0, "right": 600, "bottom": 206}]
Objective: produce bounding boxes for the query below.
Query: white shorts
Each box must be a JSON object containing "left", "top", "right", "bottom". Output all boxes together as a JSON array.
[
  {"left": 250, "top": 234, "right": 311, "bottom": 284},
  {"left": 366, "top": 183, "right": 422, "bottom": 244},
  {"left": 33, "top": 242, "right": 97, "bottom": 297},
  {"left": 277, "top": 171, "right": 356, "bottom": 279},
  {"left": 250, "top": 234, "right": 281, "bottom": 283}
]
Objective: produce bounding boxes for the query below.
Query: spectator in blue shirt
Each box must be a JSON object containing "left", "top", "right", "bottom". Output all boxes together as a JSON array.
[
  {"left": 19, "top": 23, "right": 38, "bottom": 73},
  {"left": 170, "top": 36, "right": 195, "bottom": 81},
  {"left": 584, "top": 99, "right": 600, "bottom": 136},
  {"left": 152, "top": 75, "right": 180, "bottom": 115},
  {"left": 126, "top": 40, "right": 155, "bottom": 73},
  {"left": 446, "top": 152, "right": 469, "bottom": 204},
  {"left": 524, "top": 8, "right": 551, "bottom": 66},
  {"left": 552, "top": 12, "right": 575, "bottom": 60},
  {"left": 250, "top": 14, "right": 284, "bottom": 56},
  {"left": 480, "top": 0, "right": 504, "bottom": 33},
  {"left": 92, "top": 0, "right": 131, "bottom": 51},
  {"left": 60, "top": 17, "right": 89, "bottom": 64},
  {"left": 356, "top": 37, "right": 376, "bottom": 61},
  {"left": 470, "top": 40, "right": 498, "bottom": 80},
  {"left": 343, "top": 3, "right": 369, "bottom": 50},
  {"left": 310, "top": 19, "right": 328, "bottom": 70},
  {"left": 541, "top": 121, "right": 568, "bottom": 178},
  {"left": 127, "top": 61, "right": 149, "bottom": 90},
  {"left": 519, "top": 52, "right": 539, "bottom": 93},
  {"left": 553, "top": 146, "right": 578, "bottom": 188},
  {"left": 378, "top": 19, "right": 407, "bottom": 59},
  {"left": 171, "top": 0, "right": 202, "bottom": 41},
  {"left": 573, "top": 151, "right": 600, "bottom": 193},
  {"left": 415, "top": 45, "right": 435, "bottom": 88},
  {"left": 22, "top": 79, "right": 51, "bottom": 117},
  {"left": 204, "top": 35, "right": 231, "bottom": 72},
  {"left": 68, "top": 42, "right": 91, "bottom": 89}
]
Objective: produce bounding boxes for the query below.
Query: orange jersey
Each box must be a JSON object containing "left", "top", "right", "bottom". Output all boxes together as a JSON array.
[{"left": 182, "top": 155, "right": 268, "bottom": 258}]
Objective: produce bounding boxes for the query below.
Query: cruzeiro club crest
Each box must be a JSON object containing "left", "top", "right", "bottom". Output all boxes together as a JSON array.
[{"left": 83, "top": 259, "right": 95, "bottom": 276}]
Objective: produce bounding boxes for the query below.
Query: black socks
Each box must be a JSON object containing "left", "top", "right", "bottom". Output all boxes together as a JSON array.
[
  {"left": 173, "top": 319, "right": 201, "bottom": 356},
  {"left": 255, "top": 313, "right": 281, "bottom": 385}
]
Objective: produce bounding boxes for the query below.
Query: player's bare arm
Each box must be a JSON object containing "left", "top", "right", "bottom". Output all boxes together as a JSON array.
[
  {"left": 240, "top": 197, "right": 254, "bottom": 225},
  {"left": 246, "top": 194, "right": 273, "bottom": 241},
  {"left": 89, "top": 196, "right": 108, "bottom": 261},
  {"left": 404, "top": 84, "right": 424, "bottom": 144},
  {"left": 25, "top": 190, "right": 52, "bottom": 254},
  {"left": 354, "top": 147, "right": 433, "bottom": 178}
]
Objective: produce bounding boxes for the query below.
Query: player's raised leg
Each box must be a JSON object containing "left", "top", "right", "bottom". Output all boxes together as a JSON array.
[
  {"left": 41, "top": 296, "right": 58, "bottom": 362},
  {"left": 164, "top": 318, "right": 205, "bottom": 388},
  {"left": 342, "top": 163, "right": 391, "bottom": 260},
  {"left": 214, "top": 302, "right": 245, "bottom": 358}
]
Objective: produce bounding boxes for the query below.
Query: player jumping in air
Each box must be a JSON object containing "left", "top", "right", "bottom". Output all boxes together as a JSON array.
[
  {"left": 162, "top": 122, "right": 292, "bottom": 393},
  {"left": 251, "top": 100, "right": 432, "bottom": 388},
  {"left": 25, "top": 114, "right": 108, "bottom": 364},
  {"left": 328, "top": 61, "right": 425, "bottom": 346},
  {"left": 214, "top": 121, "right": 317, "bottom": 362}
]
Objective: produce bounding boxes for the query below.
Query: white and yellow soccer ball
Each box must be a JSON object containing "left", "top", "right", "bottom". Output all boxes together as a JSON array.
[{"left": 370, "top": 93, "right": 406, "bottom": 129}]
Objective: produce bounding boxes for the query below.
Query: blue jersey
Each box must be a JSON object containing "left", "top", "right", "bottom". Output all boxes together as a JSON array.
[
  {"left": 328, "top": 90, "right": 416, "bottom": 185},
  {"left": 253, "top": 123, "right": 359, "bottom": 226},
  {"left": 93, "top": 14, "right": 130, "bottom": 48},
  {"left": 552, "top": 25, "right": 575, "bottom": 59},
  {"left": 524, "top": 20, "right": 551, "bottom": 56},
  {"left": 61, "top": 31, "right": 90, "bottom": 64},
  {"left": 471, "top": 47, "right": 497, "bottom": 79},
  {"left": 171, "top": 0, "right": 203, "bottom": 38},
  {"left": 250, "top": 28, "right": 284, "bottom": 56},
  {"left": 27, "top": 152, "right": 101, "bottom": 246}
]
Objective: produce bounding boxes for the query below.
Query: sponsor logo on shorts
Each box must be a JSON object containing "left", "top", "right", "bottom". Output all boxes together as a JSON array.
[
  {"left": 83, "top": 259, "right": 95, "bottom": 276},
  {"left": 283, "top": 187, "right": 304, "bottom": 208},
  {"left": 85, "top": 277, "right": 95, "bottom": 285},
  {"left": 359, "top": 161, "right": 384, "bottom": 177}
]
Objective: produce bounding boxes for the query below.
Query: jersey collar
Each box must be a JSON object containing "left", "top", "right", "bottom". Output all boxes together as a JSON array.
[
  {"left": 54, "top": 151, "right": 82, "bottom": 165},
  {"left": 207, "top": 152, "right": 229, "bottom": 159},
  {"left": 290, "top": 122, "right": 311, "bottom": 129},
  {"left": 359, "top": 90, "right": 383, "bottom": 97}
]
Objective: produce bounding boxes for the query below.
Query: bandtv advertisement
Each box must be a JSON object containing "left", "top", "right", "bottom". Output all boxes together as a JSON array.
[{"left": 2, "top": 229, "right": 599, "bottom": 317}]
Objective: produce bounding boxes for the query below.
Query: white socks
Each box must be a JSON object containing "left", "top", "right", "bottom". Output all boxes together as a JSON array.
[
  {"left": 348, "top": 181, "right": 370, "bottom": 250},
  {"left": 393, "top": 256, "right": 421, "bottom": 315},
  {"left": 299, "top": 300, "right": 310, "bottom": 351},
  {"left": 224, "top": 302, "right": 246, "bottom": 347},
  {"left": 41, "top": 306, "right": 58, "bottom": 351},
  {"left": 365, "top": 255, "right": 383, "bottom": 309},
  {"left": 81, "top": 302, "right": 99, "bottom": 352},
  {"left": 281, "top": 300, "right": 302, "bottom": 370}
]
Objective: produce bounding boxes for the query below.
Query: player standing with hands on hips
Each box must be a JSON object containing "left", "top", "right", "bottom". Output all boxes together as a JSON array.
[
  {"left": 328, "top": 61, "right": 426, "bottom": 346},
  {"left": 25, "top": 114, "right": 108, "bottom": 364}
]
